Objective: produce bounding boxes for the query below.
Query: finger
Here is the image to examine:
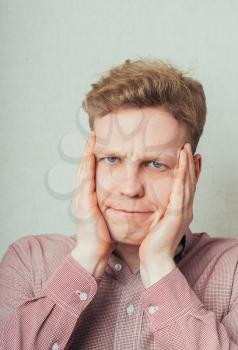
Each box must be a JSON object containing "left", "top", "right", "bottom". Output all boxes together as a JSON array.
[
  {"left": 184, "top": 144, "right": 195, "bottom": 219},
  {"left": 71, "top": 131, "right": 96, "bottom": 218},
  {"left": 149, "top": 205, "right": 166, "bottom": 232},
  {"left": 168, "top": 147, "right": 187, "bottom": 214},
  {"left": 85, "top": 131, "right": 96, "bottom": 193},
  {"left": 76, "top": 131, "right": 96, "bottom": 193},
  {"left": 76, "top": 134, "right": 90, "bottom": 186},
  {"left": 184, "top": 147, "right": 190, "bottom": 211},
  {"left": 186, "top": 143, "right": 196, "bottom": 189}
]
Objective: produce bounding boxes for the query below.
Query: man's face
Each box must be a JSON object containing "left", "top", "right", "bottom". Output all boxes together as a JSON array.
[{"left": 94, "top": 106, "right": 194, "bottom": 246}]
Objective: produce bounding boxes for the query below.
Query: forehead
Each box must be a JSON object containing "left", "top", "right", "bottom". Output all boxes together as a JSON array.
[{"left": 94, "top": 106, "right": 187, "bottom": 153}]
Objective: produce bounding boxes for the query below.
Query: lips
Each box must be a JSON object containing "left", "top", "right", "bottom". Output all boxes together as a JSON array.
[
  {"left": 111, "top": 207, "right": 152, "bottom": 213},
  {"left": 108, "top": 207, "right": 153, "bottom": 218}
]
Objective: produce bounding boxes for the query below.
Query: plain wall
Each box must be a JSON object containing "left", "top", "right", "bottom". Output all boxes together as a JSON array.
[{"left": 1, "top": 0, "right": 238, "bottom": 259}]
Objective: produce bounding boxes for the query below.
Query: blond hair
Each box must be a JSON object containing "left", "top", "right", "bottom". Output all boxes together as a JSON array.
[{"left": 82, "top": 58, "right": 207, "bottom": 154}]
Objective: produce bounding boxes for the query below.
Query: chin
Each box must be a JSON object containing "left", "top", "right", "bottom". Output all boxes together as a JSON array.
[
  {"left": 112, "top": 235, "right": 143, "bottom": 247},
  {"left": 108, "top": 225, "right": 147, "bottom": 246}
]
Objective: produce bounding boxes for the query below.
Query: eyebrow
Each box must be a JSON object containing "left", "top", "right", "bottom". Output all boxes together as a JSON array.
[{"left": 95, "top": 149, "right": 176, "bottom": 163}]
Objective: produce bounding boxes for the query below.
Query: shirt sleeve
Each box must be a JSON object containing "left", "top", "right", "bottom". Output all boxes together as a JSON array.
[
  {"left": 139, "top": 266, "right": 238, "bottom": 349},
  {"left": 0, "top": 242, "right": 98, "bottom": 350}
]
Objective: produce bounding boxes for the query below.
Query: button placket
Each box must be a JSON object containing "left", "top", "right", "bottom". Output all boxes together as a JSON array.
[
  {"left": 126, "top": 304, "right": 135, "bottom": 315},
  {"left": 148, "top": 305, "right": 159, "bottom": 315}
]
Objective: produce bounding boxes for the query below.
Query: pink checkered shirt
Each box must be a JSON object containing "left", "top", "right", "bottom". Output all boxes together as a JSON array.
[{"left": 0, "top": 228, "right": 238, "bottom": 349}]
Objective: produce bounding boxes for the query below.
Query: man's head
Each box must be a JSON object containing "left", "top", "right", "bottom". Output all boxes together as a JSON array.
[{"left": 82, "top": 58, "right": 206, "bottom": 246}]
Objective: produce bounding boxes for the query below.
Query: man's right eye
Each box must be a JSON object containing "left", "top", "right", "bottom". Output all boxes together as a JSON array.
[{"left": 103, "top": 156, "right": 119, "bottom": 164}]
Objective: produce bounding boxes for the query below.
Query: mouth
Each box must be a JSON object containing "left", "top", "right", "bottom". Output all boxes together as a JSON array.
[{"left": 108, "top": 207, "right": 153, "bottom": 218}]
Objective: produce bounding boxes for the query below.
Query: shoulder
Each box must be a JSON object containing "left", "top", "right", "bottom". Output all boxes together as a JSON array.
[
  {"left": 6, "top": 233, "right": 78, "bottom": 294},
  {"left": 6, "top": 233, "right": 77, "bottom": 288},
  {"left": 189, "top": 233, "right": 238, "bottom": 314},
  {"left": 0, "top": 234, "right": 77, "bottom": 309},
  {"left": 192, "top": 231, "right": 238, "bottom": 256},
  {"left": 8, "top": 232, "right": 77, "bottom": 264},
  {"left": 190, "top": 232, "right": 238, "bottom": 275},
  {"left": 8, "top": 232, "right": 76, "bottom": 258}
]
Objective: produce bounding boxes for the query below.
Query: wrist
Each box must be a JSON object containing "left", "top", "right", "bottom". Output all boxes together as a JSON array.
[
  {"left": 71, "top": 246, "right": 110, "bottom": 279},
  {"left": 140, "top": 256, "right": 176, "bottom": 289}
]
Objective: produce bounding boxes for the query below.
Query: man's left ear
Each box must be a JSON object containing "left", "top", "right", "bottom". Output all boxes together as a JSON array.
[{"left": 193, "top": 154, "right": 202, "bottom": 186}]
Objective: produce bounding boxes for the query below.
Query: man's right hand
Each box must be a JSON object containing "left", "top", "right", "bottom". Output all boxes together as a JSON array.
[{"left": 70, "top": 131, "right": 118, "bottom": 279}]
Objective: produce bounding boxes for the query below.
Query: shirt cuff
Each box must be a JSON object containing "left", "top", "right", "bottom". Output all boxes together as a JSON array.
[
  {"left": 41, "top": 254, "right": 98, "bottom": 317},
  {"left": 139, "top": 267, "right": 203, "bottom": 331}
]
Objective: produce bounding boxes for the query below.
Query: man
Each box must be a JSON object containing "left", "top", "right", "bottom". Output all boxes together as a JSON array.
[{"left": 0, "top": 58, "right": 238, "bottom": 349}]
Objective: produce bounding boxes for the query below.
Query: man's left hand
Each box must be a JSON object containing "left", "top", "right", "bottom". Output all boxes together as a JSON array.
[{"left": 139, "top": 143, "right": 197, "bottom": 288}]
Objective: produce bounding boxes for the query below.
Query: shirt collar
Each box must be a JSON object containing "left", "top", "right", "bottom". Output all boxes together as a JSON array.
[
  {"left": 107, "top": 226, "right": 193, "bottom": 276},
  {"left": 70, "top": 227, "right": 193, "bottom": 280}
]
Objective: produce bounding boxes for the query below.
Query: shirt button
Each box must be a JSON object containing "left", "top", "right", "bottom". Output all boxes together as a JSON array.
[
  {"left": 114, "top": 263, "right": 122, "bottom": 271},
  {"left": 126, "top": 304, "right": 135, "bottom": 315},
  {"left": 148, "top": 305, "right": 159, "bottom": 315},
  {"left": 52, "top": 343, "right": 59, "bottom": 350},
  {"left": 75, "top": 291, "right": 88, "bottom": 301}
]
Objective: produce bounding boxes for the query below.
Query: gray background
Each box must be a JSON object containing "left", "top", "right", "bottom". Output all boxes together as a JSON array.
[{"left": 1, "top": 0, "right": 238, "bottom": 259}]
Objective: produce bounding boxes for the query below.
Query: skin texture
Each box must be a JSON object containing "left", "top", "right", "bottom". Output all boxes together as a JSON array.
[{"left": 92, "top": 106, "right": 202, "bottom": 276}]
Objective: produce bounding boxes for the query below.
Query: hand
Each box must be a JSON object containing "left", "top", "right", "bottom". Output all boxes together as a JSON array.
[
  {"left": 139, "top": 143, "right": 197, "bottom": 286},
  {"left": 70, "top": 131, "right": 118, "bottom": 261}
]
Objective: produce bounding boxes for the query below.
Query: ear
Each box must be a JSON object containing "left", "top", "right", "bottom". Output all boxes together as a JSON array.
[{"left": 193, "top": 154, "right": 202, "bottom": 187}]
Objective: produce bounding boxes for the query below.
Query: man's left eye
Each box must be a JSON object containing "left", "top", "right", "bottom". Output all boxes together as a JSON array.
[{"left": 147, "top": 161, "right": 166, "bottom": 169}]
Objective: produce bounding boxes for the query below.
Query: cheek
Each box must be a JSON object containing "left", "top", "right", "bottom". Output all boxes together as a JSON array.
[
  {"left": 95, "top": 163, "right": 114, "bottom": 207},
  {"left": 147, "top": 173, "right": 174, "bottom": 209}
]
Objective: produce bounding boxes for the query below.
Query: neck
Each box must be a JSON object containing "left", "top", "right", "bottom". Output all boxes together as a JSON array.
[{"left": 113, "top": 243, "right": 140, "bottom": 274}]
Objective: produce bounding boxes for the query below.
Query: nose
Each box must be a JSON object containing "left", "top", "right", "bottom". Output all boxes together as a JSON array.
[{"left": 119, "top": 163, "right": 144, "bottom": 198}]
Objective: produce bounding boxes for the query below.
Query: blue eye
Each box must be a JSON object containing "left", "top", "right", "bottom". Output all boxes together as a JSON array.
[
  {"left": 104, "top": 156, "right": 118, "bottom": 164},
  {"left": 102, "top": 157, "right": 166, "bottom": 169},
  {"left": 147, "top": 161, "right": 165, "bottom": 169}
]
